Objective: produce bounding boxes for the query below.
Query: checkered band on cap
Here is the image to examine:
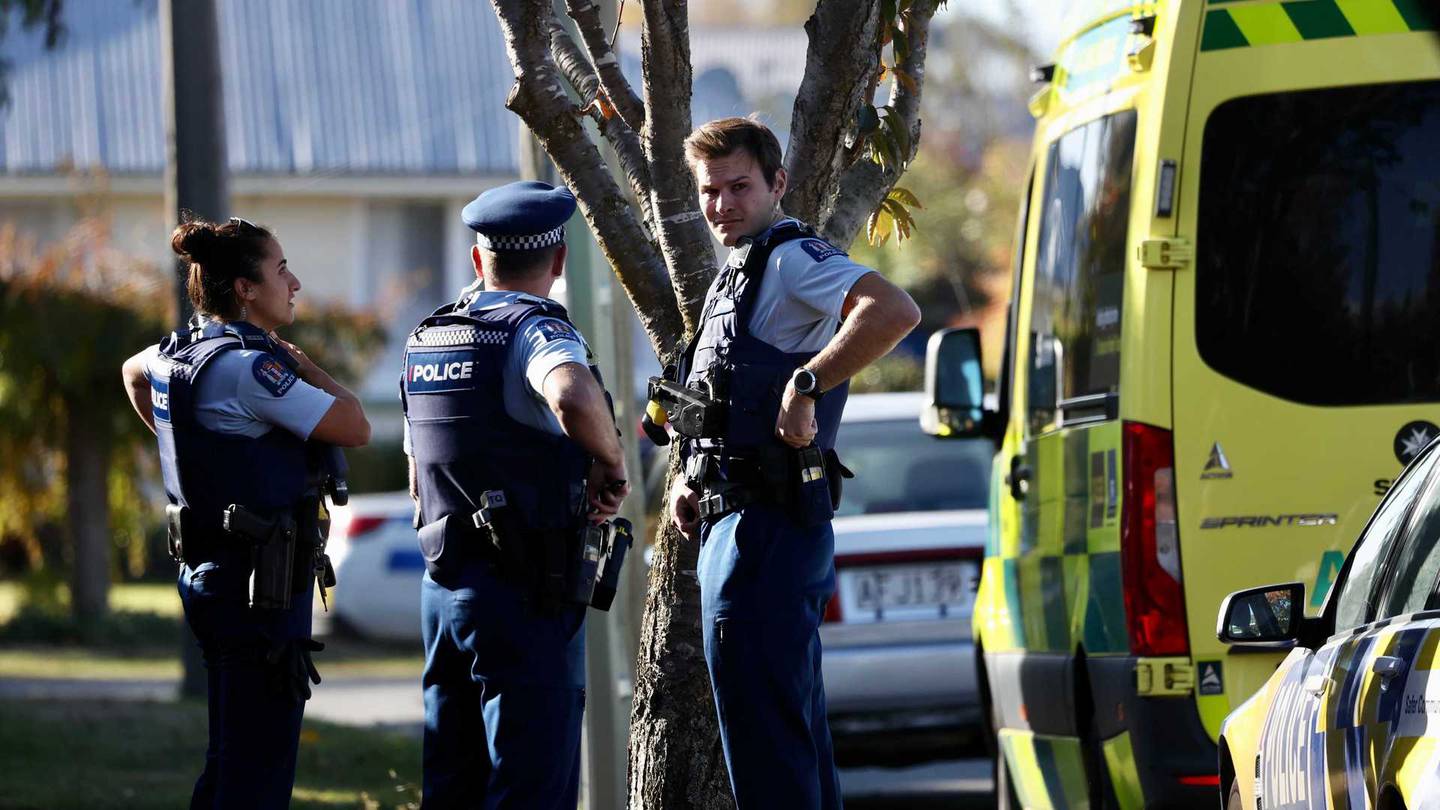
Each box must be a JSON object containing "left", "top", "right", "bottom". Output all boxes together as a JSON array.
[{"left": 475, "top": 224, "right": 565, "bottom": 251}]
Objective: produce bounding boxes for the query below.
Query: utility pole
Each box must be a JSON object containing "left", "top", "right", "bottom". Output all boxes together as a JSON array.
[{"left": 161, "top": 0, "right": 230, "bottom": 698}]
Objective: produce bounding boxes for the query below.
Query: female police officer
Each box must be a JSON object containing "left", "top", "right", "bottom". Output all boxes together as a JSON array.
[{"left": 121, "top": 217, "right": 369, "bottom": 808}]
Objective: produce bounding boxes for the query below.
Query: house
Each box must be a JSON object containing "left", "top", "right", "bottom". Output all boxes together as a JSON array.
[{"left": 0, "top": 0, "right": 523, "bottom": 419}]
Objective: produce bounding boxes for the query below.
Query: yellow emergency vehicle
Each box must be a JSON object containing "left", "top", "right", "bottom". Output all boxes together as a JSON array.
[{"left": 921, "top": 0, "right": 1440, "bottom": 806}]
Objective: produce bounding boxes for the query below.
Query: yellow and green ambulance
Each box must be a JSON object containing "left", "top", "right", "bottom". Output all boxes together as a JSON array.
[{"left": 922, "top": 0, "right": 1440, "bottom": 806}]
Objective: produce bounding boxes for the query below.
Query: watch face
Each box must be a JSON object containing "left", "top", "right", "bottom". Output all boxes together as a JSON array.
[{"left": 795, "top": 369, "right": 817, "bottom": 393}]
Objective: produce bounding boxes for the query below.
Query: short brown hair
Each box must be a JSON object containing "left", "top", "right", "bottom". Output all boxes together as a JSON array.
[
  {"left": 683, "top": 116, "right": 784, "bottom": 188},
  {"left": 483, "top": 243, "right": 562, "bottom": 283}
]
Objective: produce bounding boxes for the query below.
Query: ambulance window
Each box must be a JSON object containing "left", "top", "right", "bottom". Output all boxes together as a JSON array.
[
  {"left": 1028, "top": 110, "right": 1135, "bottom": 433},
  {"left": 1196, "top": 80, "right": 1440, "bottom": 407},
  {"left": 1377, "top": 464, "right": 1440, "bottom": 618},
  {"left": 1334, "top": 444, "right": 1437, "bottom": 630}
]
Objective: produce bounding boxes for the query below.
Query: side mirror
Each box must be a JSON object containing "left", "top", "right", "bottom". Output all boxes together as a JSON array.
[
  {"left": 1217, "top": 582, "right": 1305, "bottom": 647},
  {"left": 922, "top": 327, "right": 997, "bottom": 440}
]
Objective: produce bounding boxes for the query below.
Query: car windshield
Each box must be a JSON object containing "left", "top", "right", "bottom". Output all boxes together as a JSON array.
[{"left": 834, "top": 419, "right": 992, "bottom": 517}]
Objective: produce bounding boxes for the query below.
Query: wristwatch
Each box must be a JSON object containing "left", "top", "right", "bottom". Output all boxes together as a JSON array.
[{"left": 792, "top": 367, "right": 823, "bottom": 401}]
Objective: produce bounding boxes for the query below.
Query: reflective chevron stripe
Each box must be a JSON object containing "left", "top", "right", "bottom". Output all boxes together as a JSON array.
[{"left": 1201, "top": 0, "right": 1436, "bottom": 51}]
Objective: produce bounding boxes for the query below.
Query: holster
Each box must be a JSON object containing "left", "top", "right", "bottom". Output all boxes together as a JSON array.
[
  {"left": 165, "top": 504, "right": 193, "bottom": 563},
  {"left": 223, "top": 504, "right": 299, "bottom": 610}
]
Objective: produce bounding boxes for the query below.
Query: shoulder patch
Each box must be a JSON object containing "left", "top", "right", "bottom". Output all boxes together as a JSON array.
[
  {"left": 251, "top": 355, "right": 298, "bottom": 397},
  {"left": 798, "top": 238, "right": 846, "bottom": 263},
  {"left": 536, "top": 319, "right": 580, "bottom": 344}
]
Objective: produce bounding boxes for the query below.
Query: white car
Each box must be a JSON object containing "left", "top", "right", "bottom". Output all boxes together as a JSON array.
[
  {"left": 325, "top": 491, "right": 425, "bottom": 640},
  {"left": 820, "top": 391, "right": 990, "bottom": 764}
]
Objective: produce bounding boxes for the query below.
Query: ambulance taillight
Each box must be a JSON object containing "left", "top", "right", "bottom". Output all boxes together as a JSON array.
[{"left": 1121, "top": 421, "right": 1189, "bottom": 656}]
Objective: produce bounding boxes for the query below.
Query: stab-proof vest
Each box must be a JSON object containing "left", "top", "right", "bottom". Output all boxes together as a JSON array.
[
  {"left": 683, "top": 220, "right": 850, "bottom": 459},
  {"left": 152, "top": 321, "right": 311, "bottom": 536},
  {"left": 402, "top": 295, "right": 592, "bottom": 533}
]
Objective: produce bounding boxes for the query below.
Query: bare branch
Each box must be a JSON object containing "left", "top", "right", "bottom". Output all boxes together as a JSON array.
[
  {"left": 491, "top": 0, "right": 684, "bottom": 360},
  {"left": 564, "top": 0, "right": 646, "bottom": 133},
  {"left": 641, "top": 0, "right": 717, "bottom": 335},
  {"left": 821, "top": 0, "right": 941, "bottom": 246},
  {"left": 782, "top": 0, "right": 883, "bottom": 225},
  {"left": 548, "top": 20, "right": 657, "bottom": 236}
]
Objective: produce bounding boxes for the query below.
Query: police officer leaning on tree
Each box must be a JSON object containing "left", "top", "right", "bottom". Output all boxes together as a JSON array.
[
  {"left": 666, "top": 117, "right": 921, "bottom": 809},
  {"left": 121, "top": 216, "right": 370, "bottom": 809},
  {"left": 400, "top": 181, "right": 629, "bottom": 809}
]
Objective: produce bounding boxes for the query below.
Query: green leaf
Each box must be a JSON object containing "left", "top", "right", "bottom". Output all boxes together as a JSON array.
[
  {"left": 857, "top": 105, "right": 880, "bottom": 136},
  {"left": 867, "top": 205, "right": 895, "bottom": 247}
]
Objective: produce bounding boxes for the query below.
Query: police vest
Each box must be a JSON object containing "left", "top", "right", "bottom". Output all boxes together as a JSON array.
[
  {"left": 682, "top": 220, "right": 850, "bottom": 457},
  {"left": 402, "top": 296, "right": 592, "bottom": 533},
  {"left": 152, "top": 321, "right": 312, "bottom": 536}
]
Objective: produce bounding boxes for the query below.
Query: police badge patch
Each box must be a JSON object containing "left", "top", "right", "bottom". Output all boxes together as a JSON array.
[
  {"left": 799, "top": 238, "right": 846, "bottom": 263},
  {"left": 536, "top": 319, "right": 580, "bottom": 344},
  {"left": 252, "top": 356, "right": 298, "bottom": 397}
]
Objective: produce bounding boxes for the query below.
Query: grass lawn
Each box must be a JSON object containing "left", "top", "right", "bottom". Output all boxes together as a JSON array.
[
  {"left": 0, "top": 698, "right": 421, "bottom": 809},
  {"left": 0, "top": 580, "right": 421, "bottom": 681}
]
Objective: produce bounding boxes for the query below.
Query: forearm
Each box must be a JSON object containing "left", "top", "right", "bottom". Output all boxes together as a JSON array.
[{"left": 807, "top": 293, "right": 920, "bottom": 391}]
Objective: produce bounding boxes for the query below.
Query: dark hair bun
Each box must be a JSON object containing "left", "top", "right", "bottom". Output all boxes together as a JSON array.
[{"left": 171, "top": 219, "right": 220, "bottom": 264}]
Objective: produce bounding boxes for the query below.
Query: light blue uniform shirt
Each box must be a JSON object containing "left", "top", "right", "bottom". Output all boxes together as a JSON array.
[
  {"left": 142, "top": 342, "right": 335, "bottom": 440},
  {"left": 402, "top": 290, "right": 591, "bottom": 454},
  {"left": 745, "top": 218, "right": 875, "bottom": 352}
]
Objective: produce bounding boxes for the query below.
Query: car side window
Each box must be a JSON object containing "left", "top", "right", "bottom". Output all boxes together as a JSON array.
[
  {"left": 1378, "top": 463, "right": 1440, "bottom": 618},
  {"left": 1334, "top": 446, "right": 1439, "bottom": 631}
]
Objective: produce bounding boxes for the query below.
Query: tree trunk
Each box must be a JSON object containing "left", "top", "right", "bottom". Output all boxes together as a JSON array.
[
  {"left": 65, "top": 399, "right": 111, "bottom": 624},
  {"left": 627, "top": 452, "right": 733, "bottom": 809}
]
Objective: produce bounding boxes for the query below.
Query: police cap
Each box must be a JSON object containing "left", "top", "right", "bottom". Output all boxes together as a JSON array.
[{"left": 462, "top": 181, "right": 577, "bottom": 251}]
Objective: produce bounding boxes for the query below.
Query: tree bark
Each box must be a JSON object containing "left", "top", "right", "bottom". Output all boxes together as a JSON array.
[
  {"left": 782, "top": 0, "right": 883, "bottom": 226},
  {"left": 627, "top": 453, "right": 733, "bottom": 809},
  {"left": 64, "top": 398, "right": 111, "bottom": 624},
  {"left": 564, "top": 0, "right": 646, "bottom": 133},
  {"left": 639, "top": 0, "right": 716, "bottom": 333},
  {"left": 493, "top": 0, "right": 685, "bottom": 360},
  {"left": 821, "top": 0, "right": 940, "bottom": 246}
]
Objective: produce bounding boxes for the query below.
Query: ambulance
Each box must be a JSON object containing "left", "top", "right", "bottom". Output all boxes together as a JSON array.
[{"left": 920, "top": 0, "right": 1440, "bottom": 806}]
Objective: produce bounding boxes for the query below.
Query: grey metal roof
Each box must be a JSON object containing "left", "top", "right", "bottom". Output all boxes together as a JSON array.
[{"left": 0, "top": 0, "right": 518, "bottom": 176}]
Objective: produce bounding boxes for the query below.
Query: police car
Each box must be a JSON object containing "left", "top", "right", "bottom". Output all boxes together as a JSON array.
[
  {"left": 1217, "top": 436, "right": 1440, "bottom": 810},
  {"left": 820, "top": 391, "right": 992, "bottom": 763},
  {"left": 325, "top": 491, "right": 425, "bottom": 640}
]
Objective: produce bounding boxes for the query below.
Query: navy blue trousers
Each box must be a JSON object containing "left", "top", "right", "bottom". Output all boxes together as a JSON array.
[
  {"left": 420, "top": 560, "right": 586, "bottom": 809},
  {"left": 179, "top": 559, "right": 313, "bottom": 810},
  {"left": 698, "top": 504, "right": 842, "bottom": 810}
]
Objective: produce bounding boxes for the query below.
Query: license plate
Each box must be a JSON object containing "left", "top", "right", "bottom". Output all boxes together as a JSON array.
[{"left": 838, "top": 561, "right": 978, "bottom": 623}]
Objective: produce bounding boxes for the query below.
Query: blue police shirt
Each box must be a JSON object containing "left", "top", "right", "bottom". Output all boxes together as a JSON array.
[
  {"left": 402, "top": 290, "right": 590, "bottom": 455},
  {"left": 141, "top": 343, "right": 335, "bottom": 439},
  {"left": 746, "top": 218, "right": 875, "bottom": 352}
]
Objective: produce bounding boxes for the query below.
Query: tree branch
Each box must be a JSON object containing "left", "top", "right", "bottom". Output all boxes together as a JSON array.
[
  {"left": 782, "top": 0, "right": 883, "bottom": 226},
  {"left": 821, "top": 0, "right": 940, "bottom": 247},
  {"left": 548, "top": 21, "right": 657, "bottom": 237},
  {"left": 564, "top": 0, "right": 646, "bottom": 133},
  {"left": 641, "top": 0, "right": 716, "bottom": 335},
  {"left": 491, "top": 0, "right": 684, "bottom": 360}
]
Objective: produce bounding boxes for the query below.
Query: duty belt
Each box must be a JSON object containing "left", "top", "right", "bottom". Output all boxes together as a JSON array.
[{"left": 688, "top": 451, "right": 790, "bottom": 521}]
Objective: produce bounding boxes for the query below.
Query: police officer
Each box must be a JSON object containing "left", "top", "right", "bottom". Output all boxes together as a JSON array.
[
  {"left": 670, "top": 117, "right": 921, "bottom": 808},
  {"left": 121, "top": 217, "right": 371, "bottom": 809},
  {"left": 401, "top": 181, "right": 629, "bottom": 808}
]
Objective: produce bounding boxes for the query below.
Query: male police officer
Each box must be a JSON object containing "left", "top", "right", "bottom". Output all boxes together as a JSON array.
[
  {"left": 401, "top": 181, "right": 629, "bottom": 809},
  {"left": 669, "top": 117, "right": 921, "bottom": 808}
]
